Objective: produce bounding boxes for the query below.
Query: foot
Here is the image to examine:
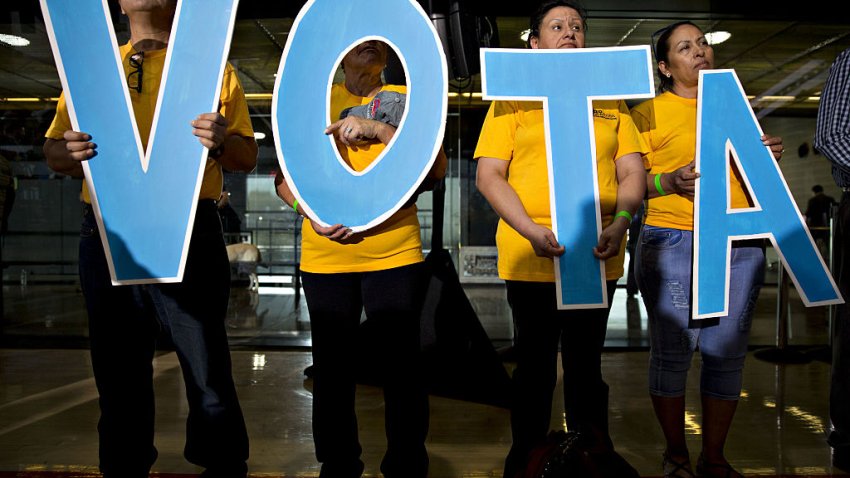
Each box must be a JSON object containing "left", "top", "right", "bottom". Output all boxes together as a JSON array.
[
  {"left": 663, "top": 451, "right": 695, "bottom": 478},
  {"left": 696, "top": 453, "right": 744, "bottom": 478}
]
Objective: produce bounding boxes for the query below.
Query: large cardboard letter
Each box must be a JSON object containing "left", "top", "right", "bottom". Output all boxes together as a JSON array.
[
  {"left": 694, "top": 69, "right": 842, "bottom": 318},
  {"left": 41, "top": 0, "right": 239, "bottom": 284},
  {"left": 480, "top": 47, "right": 654, "bottom": 309},
  {"left": 273, "top": 0, "right": 448, "bottom": 231}
]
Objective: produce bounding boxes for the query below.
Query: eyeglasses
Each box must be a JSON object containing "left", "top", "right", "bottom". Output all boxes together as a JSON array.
[
  {"left": 650, "top": 21, "right": 694, "bottom": 61},
  {"left": 127, "top": 51, "right": 144, "bottom": 93}
]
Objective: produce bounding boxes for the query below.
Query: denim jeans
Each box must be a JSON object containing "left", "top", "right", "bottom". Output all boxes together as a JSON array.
[
  {"left": 301, "top": 263, "right": 429, "bottom": 478},
  {"left": 636, "top": 226, "right": 764, "bottom": 400},
  {"left": 502, "top": 280, "right": 617, "bottom": 478},
  {"left": 79, "top": 201, "right": 248, "bottom": 478}
]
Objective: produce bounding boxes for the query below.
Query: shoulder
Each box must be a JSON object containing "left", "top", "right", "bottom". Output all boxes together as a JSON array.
[{"left": 382, "top": 84, "right": 407, "bottom": 95}]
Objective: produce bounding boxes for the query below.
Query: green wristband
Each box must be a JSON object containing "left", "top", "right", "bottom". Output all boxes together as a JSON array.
[
  {"left": 615, "top": 210, "right": 633, "bottom": 223},
  {"left": 292, "top": 198, "right": 299, "bottom": 213},
  {"left": 655, "top": 173, "right": 667, "bottom": 196}
]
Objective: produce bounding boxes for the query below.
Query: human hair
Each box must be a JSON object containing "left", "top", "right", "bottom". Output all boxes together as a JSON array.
[
  {"left": 651, "top": 20, "right": 699, "bottom": 92},
  {"left": 813, "top": 184, "right": 824, "bottom": 193},
  {"left": 528, "top": 0, "right": 588, "bottom": 47}
]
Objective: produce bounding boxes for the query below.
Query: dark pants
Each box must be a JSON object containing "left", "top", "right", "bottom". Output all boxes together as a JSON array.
[
  {"left": 79, "top": 201, "right": 248, "bottom": 478},
  {"left": 301, "top": 263, "right": 429, "bottom": 478},
  {"left": 503, "top": 280, "right": 617, "bottom": 478},
  {"left": 831, "top": 192, "right": 850, "bottom": 457}
]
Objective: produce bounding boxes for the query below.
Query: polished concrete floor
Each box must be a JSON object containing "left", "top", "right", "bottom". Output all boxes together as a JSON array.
[{"left": 0, "top": 263, "right": 846, "bottom": 477}]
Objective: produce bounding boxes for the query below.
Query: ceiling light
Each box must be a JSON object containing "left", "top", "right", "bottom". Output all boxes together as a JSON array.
[
  {"left": 705, "top": 31, "right": 731, "bottom": 45},
  {"left": 254, "top": 132, "right": 266, "bottom": 140},
  {"left": 519, "top": 29, "right": 531, "bottom": 42},
  {"left": 0, "top": 33, "right": 30, "bottom": 47}
]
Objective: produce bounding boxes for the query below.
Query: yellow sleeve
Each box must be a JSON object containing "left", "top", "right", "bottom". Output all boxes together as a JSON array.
[
  {"left": 614, "top": 100, "right": 647, "bottom": 161},
  {"left": 219, "top": 63, "right": 254, "bottom": 138},
  {"left": 629, "top": 99, "right": 655, "bottom": 170},
  {"left": 45, "top": 92, "right": 72, "bottom": 140},
  {"left": 473, "top": 100, "right": 517, "bottom": 161}
]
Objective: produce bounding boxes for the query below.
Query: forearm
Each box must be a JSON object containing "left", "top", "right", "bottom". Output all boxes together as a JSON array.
[
  {"left": 214, "top": 135, "right": 258, "bottom": 173},
  {"left": 375, "top": 121, "right": 397, "bottom": 145},
  {"left": 615, "top": 169, "right": 646, "bottom": 219},
  {"left": 43, "top": 139, "right": 84, "bottom": 178},
  {"left": 476, "top": 168, "right": 536, "bottom": 238}
]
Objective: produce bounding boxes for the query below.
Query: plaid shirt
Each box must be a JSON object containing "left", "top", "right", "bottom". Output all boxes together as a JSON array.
[{"left": 816, "top": 48, "right": 850, "bottom": 187}]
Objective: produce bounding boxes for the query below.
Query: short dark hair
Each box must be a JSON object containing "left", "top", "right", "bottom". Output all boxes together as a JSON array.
[
  {"left": 813, "top": 184, "right": 824, "bottom": 193},
  {"left": 528, "top": 0, "right": 588, "bottom": 47},
  {"left": 650, "top": 21, "right": 699, "bottom": 92}
]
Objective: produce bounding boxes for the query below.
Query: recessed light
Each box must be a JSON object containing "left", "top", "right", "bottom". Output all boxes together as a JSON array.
[
  {"left": 0, "top": 33, "right": 30, "bottom": 47},
  {"left": 254, "top": 132, "right": 266, "bottom": 140},
  {"left": 705, "top": 31, "right": 731, "bottom": 45}
]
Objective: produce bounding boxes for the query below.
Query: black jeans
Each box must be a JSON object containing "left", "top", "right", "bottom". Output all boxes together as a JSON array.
[
  {"left": 302, "top": 263, "right": 429, "bottom": 478},
  {"left": 79, "top": 201, "right": 248, "bottom": 478},
  {"left": 831, "top": 192, "right": 850, "bottom": 452},
  {"left": 503, "top": 280, "right": 617, "bottom": 478}
]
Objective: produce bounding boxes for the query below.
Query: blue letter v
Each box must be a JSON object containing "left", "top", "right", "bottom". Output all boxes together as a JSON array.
[{"left": 41, "top": 0, "right": 239, "bottom": 284}]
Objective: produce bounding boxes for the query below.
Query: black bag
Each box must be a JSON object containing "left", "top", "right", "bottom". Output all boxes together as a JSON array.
[{"left": 521, "top": 430, "right": 640, "bottom": 478}]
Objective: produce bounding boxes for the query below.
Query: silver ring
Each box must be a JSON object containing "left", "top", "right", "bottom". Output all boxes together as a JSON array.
[{"left": 345, "top": 127, "right": 353, "bottom": 134}]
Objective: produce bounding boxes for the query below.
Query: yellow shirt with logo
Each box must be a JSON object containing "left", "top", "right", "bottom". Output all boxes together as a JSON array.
[
  {"left": 299, "top": 83, "right": 425, "bottom": 274},
  {"left": 45, "top": 42, "right": 254, "bottom": 204},
  {"left": 473, "top": 100, "right": 646, "bottom": 282},
  {"left": 630, "top": 91, "right": 750, "bottom": 231}
]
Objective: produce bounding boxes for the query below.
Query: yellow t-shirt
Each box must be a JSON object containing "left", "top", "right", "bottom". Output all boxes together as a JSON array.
[
  {"left": 630, "top": 91, "right": 750, "bottom": 230},
  {"left": 473, "top": 100, "right": 646, "bottom": 282},
  {"left": 45, "top": 42, "right": 254, "bottom": 203},
  {"left": 299, "top": 83, "right": 424, "bottom": 274}
]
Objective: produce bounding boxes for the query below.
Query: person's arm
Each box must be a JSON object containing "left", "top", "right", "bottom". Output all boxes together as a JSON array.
[
  {"left": 43, "top": 130, "right": 95, "bottom": 178},
  {"left": 273, "top": 168, "right": 352, "bottom": 242},
  {"left": 191, "top": 112, "right": 257, "bottom": 172},
  {"left": 475, "top": 156, "right": 564, "bottom": 259},
  {"left": 815, "top": 49, "right": 850, "bottom": 173},
  {"left": 325, "top": 116, "right": 396, "bottom": 147},
  {"left": 646, "top": 160, "right": 700, "bottom": 199},
  {"left": 594, "top": 152, "right": 645, "bottom": 259}
]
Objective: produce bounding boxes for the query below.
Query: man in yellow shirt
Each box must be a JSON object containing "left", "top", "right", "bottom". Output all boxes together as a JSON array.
[{"left": 42, "top": 1, "right": 257, "bottom": 476}]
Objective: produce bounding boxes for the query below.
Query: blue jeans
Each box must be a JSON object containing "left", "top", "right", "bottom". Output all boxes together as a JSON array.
[
  {"left": 636, "top": 226, "right": 764, "bottom": 400},
  {"left": 79, "top": 201, "right": 248, "bottom": 478}
]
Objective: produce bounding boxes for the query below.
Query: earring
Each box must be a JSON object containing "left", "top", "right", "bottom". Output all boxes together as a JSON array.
[{"left": 666, "top": 73, "right": 671, "bottom": 78}]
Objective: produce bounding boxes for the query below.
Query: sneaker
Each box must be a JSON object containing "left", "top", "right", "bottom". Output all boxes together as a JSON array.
[{"left": 663, "top": 452, "right": 695, "bottom": 478}]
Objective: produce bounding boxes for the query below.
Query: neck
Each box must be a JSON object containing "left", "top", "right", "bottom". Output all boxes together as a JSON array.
[
  {"left": 127, "top": 13, "right": 173, "bottom": 51},
  {"left": 344, "top": 70, "right": 383, "bottom": 97},
  {"left": 671, "top": 82, "right": 698, "bottom": 99}
]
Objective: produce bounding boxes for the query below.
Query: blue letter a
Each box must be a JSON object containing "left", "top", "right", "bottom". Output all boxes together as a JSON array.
[
  {"left": 694, "top": 70, "right": 842, "bottom": 318},
  {"left": 41, "top": 0, "right": 239, "bottom": 284}
]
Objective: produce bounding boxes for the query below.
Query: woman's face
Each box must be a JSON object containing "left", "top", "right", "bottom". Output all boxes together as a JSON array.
[
  {"left": 530, "top": 6, "right": 586, "bottom": 50},
  {"left": 342, "top": 40, "right": 389, "bottom": 74},
  {"left": 659, "top": 24, "right": 714, "bottom": 88}
]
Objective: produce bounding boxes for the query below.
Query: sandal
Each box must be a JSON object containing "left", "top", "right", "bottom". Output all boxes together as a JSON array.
[
  {"left": 696, "top": 453, "right": 744, "bottom": 478},
  {"left": 663, "top": 452, "right": 696, "bottom": 478}
]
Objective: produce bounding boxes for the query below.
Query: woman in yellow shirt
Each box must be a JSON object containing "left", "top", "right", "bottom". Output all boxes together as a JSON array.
[
  {"left": 630, "top": 21, "right": 783, "bottom": 478},
  {"left": 275, "top": 40, "right": 445, "bottom": 478},
  {"left": 474, "top": 2, "right": 646, "bottom": 476}
]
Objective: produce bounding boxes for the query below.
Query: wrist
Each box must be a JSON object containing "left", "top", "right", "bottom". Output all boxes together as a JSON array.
[
  {"left": 209, "top": 141, "right": 225, "bottom": 159},
  {"left": 655, "top": 173, "right": 668, "bottom": 196}
]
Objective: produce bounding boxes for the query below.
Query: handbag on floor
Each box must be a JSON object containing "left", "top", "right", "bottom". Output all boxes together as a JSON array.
[{"left": 521, "top": 430, "right": 640, "bottom": 478}]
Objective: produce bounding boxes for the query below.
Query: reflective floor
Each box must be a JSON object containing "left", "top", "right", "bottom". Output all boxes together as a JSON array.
[{"left": 0, "top": 266, "right": 845, "bottom": 477}]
